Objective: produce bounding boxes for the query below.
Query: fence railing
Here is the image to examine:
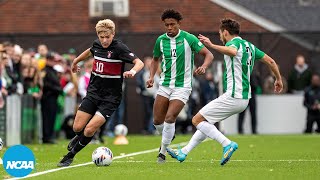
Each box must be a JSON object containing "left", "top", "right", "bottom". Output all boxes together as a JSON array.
[{"left": 0, "top": 94, "right": 76, "bottom": 146}]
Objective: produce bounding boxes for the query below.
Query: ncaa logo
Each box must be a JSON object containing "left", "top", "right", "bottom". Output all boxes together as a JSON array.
[{"left": 2, "top": 145, "right": 35, "bottom": 177}]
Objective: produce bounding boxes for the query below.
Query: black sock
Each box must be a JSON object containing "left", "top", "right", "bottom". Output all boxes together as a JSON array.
[
  {"left": 69, "top": 134, "right": 93, "bottom": 158},
  {"left": 75, "top": 129, "right": 84, "bottom": 136}
]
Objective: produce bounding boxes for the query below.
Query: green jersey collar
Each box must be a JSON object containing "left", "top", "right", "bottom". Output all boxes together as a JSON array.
[{"left": 229, "top": 36, "right": 242, "bottom": 42}]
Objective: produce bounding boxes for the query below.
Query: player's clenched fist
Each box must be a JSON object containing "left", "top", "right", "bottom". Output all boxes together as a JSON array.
[{"left": 146, "top": 78, "right": 154, "bottom": 88}]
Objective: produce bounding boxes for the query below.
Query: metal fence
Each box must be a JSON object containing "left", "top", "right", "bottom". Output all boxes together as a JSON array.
[{"left": 0, "top": 94, "right": 77, "bottom": 146}]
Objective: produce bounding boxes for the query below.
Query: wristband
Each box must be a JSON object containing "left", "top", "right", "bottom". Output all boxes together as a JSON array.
[{"left": 130, "top": 69, "right": 137, "bottom": 76}]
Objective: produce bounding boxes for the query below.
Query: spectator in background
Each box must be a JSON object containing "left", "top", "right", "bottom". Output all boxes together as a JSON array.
[
  {"left": 200, "top": 70, "right": 219, "bottom": 105},
  {"left": 238, "top": 70, "right": 261, "bottom": 134},
  {"left": 104, "top": 83, "right": 126, "bottom": 139},
  {"left": 2, "top": 42, "right": 23, "bottom": 95},
  {"left": 68, "top": 48, "right": 77, "bottom": 62},
  {"left": 178, "top": 74, "right": 201, "bottom": 134},
  {"left": 288, "top": 54, "right": 312, "bottom": 94},
  {"left": 263, "top": 65, "right": 288, "bottom": 94},
  {"left": 35, "top": 44, "right": 49, "bottom": 71},
  {"left": 303, "top": 74, "right": 320, "bottom": 133},
  {"left": 41, "top": 52, "right": 63, "bottom": 144},
  {"left": 78, "top": 58, "right": 93, "bottom": 99},
  {"left": 0, "top": 44, "right": 5, "bottom": 108},
  {"left": 21, "top": 53, "right": 42, "bottom": 99},
  {"left": 136, "top": 56, "right": 158, "bottom": 134}
]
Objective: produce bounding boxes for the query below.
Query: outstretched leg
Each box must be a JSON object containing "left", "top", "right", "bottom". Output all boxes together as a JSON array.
[
  {"left": 57, "top": 113, "right": 105, "bottom": 167},
  {"left": 167, "top": 130, "right": 207, "bottom": 162}
]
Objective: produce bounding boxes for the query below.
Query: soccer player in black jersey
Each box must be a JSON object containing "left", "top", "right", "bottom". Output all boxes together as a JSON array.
[{"left": 57, "top": 19, "right": 144, "bottom": 167}]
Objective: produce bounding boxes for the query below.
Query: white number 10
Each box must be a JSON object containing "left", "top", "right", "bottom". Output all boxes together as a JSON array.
[{"left": 96, "top": 62, "right": 104, "bottom": 73}]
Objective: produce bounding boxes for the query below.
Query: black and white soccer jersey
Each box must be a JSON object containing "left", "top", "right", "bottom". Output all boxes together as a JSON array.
[{"left": 86, "top": 39, "right": 138, "bottom": 104}]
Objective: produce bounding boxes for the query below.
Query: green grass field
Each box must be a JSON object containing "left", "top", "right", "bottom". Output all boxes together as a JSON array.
[{"left": 1, "top": 134, "right": 320, "bottom": 180}]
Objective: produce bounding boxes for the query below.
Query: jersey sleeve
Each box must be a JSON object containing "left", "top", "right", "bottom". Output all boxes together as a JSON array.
[
  {"left": 225, "top": 40, "right": 240, "bottom": 50},
  {"left": 153, "top": 37, "right": 162, "bottom": 58},
  {"left": 118, "top": 43, "right": 138, "bottom": 64},
  {"left": 189, "top": 34, "right": 204, "bottom": 53},
  {"left": 254, "top": 46, "right": 265, "bottom": 60},
  {"left": 90, "top": 39, "right": 100, "bottom": 55}
]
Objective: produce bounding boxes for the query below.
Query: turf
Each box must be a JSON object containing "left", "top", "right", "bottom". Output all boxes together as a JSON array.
[{"left": 1, "top": 135, "right": 320, "bottom": 180}]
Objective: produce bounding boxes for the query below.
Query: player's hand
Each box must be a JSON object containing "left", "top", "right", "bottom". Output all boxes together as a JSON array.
[
  {"left": 146, "top": 78, "right": 154, "bottom": 88},
  {"left": 194, "top": 66, "right": 206, "bottom": 75},
  {"left": 123, "top": 70, "right": 136, "bottom": 78},
  {"left": 198, "top": 34, "right": 213, "bottom": 47},
  {"left": 274, "top": 79, "right": 283, "bottom": 93},
  {"left": 71, "top": 61, "right": 80, "bottom": 73}
]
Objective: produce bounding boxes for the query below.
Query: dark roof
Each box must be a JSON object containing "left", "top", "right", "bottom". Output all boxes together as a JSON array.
[{"left": 230, "top": 0, "right": 320, "bottom": 32}]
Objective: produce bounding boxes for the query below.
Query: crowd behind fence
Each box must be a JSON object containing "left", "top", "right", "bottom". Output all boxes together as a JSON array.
[{"left": 0, "top": 32, "right": 319, "bottom": 145}]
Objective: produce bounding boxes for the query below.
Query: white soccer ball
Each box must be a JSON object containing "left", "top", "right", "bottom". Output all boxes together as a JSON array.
[
  {"left": 92, "top": 147, "right": 113, "bottom": 166},
  {"left": 0, "top": 138, "right": 3, "bottom": 150},
  {"left": 114, "top": 124, "right": 128, "bottom": 136}
]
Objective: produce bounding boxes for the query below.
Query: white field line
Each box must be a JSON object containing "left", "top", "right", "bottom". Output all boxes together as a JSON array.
[
  {"left": 113, "top": 159, "right": 320, "bottom": 163},
  {"left": 7, "top": 141, "right": 192, "bottom": 180},
  {"left": 6, "top": 138, "right": 320, "bottom": 179}
]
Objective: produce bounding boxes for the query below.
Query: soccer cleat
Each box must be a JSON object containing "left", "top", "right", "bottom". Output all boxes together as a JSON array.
[
  {"left": 67, "top": 135, "right": 80, "bottom": 151},
  {"left": 166, "top": 147, "right": 187, "bottom": 162},
  {"left": 220, "top": 141, "right": 238, "bottom": 166},
  {"left": 157, "top": 153, "right": 166, "bottom": 163},
  {"left": 57, "top": 154, "right": 74, "bottom": 167}
]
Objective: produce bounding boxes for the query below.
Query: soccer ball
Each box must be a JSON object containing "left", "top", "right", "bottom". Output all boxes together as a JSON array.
[
  {"left": 114, "top": 124, "right": 128, "bottom": 136},
  {"left": 0, "top": 138, "right": 3, "bottom": 150},
  {"left": 92, "top": 147, "right": 113, "bottom": 166}
]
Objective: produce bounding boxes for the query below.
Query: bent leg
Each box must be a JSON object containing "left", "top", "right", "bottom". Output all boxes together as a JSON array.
[
  {"left": 71, "top": 113, "right": 106, "bottom": 156},
  {"left": 73, "top": 110, "right": 93, "bottom": 133}
]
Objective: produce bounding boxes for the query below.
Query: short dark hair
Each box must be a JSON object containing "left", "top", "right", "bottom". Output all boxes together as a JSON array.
[
  {"left": 2, "top": 41, "right": 13, "bottom": 47},
  {"left": 220, "top": 18, "right": 240, "bottom": 35},
  {"left": 161, "top": 9, "right": 183, "bottom": 21}
]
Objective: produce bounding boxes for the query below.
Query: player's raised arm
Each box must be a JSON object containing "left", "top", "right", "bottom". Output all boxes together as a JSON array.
[
  {"left": 71, "top": 48, "right": 92, "bottom": 73},
  {"left": 260, "top": 54, "right": 283, "bottom": 93},
  {"left": 198, "top": 34, "right": 237, "bottom": 57},
  {"left": 123, "top": 58, "right": 144, "bottom": 78},
  {"left": 194, "top": 47, "right": 214, "bottom": 75}
]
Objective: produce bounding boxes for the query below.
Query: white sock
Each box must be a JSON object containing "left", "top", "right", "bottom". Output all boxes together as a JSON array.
[
  {"left": 160, "top": 122, "right": 175, "bottom": 155},
  {"left": 181, "top": 130, "right": 207, "bottom": 154},
  {"left": 154, "top": 123, "right": 164, "bottom": 134},
  {"left": 196, "top": 121, "right": 231, "bottom": 147}
]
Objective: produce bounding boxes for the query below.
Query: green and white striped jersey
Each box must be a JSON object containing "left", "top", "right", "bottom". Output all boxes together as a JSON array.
[
  {"left": 223, "top": 37, "right": 265, "bottom": 99},
  {"left": 153, "top": 30, "right": 204, "bottom": 88}
]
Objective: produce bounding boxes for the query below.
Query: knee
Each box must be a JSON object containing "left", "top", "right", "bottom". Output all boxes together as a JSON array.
[
  {"left": 192, "top": 115, "right": 203, "bottom": 127},
  {"left": 191, "top": 118, "right": 198, "bottom": 126},
  {"left": 165, "top": 114, "right": 176, "bottom": 123},
  {"left": 73, "top": 123, "right": 84, "bottom": 133},
  {"left": 84, "top": 126, "right": 96, "bottom": 137}
]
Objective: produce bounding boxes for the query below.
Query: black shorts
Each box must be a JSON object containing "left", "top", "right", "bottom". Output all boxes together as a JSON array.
[{"left": 78, "top": 96, "right": 120, "bottom": 119}]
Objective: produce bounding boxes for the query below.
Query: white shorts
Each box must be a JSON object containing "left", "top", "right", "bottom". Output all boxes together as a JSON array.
[
  {"left": 157, "top": 86, "right": 192, "bottom": 104},
  {"left": 199, "top": 92, "right": 249, "bottom": 124}
]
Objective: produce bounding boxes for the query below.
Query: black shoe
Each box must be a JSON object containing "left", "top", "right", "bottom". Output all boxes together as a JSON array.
[
  {"left": 159, "top": 135, "right": 176, "bottom": 152},
  {"left": 67, "top": 135, "right": 80, "bottom": 151},
  {"left": 157, "top": 153, "right": 166, "bottom": 163},
  {"left": 57, "top": 154, "right": 74, "bottom": 167}
]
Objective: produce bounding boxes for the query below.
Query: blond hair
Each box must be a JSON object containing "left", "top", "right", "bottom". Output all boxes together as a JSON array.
[{"left": 95, "top": 19, "right": 115, "bottom": 34}]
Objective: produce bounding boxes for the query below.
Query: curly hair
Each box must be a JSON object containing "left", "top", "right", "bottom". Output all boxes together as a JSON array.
[
  {"left": 219, "top": 18, "right": 240, "bottom": 35},
  {"left": 161, "top": 9, "right": 183, "bottom": 21}
]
